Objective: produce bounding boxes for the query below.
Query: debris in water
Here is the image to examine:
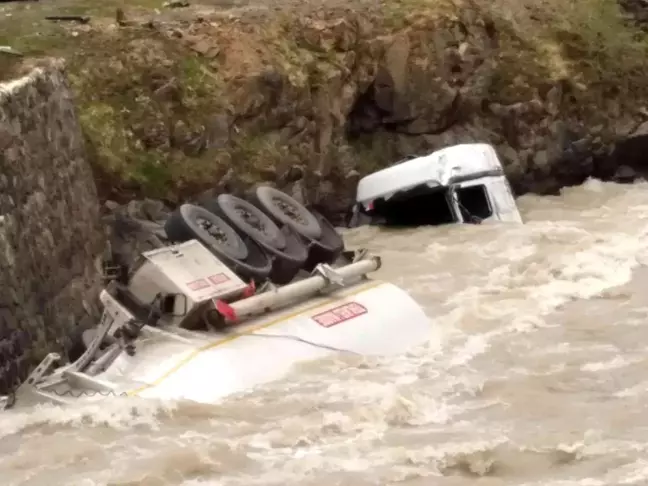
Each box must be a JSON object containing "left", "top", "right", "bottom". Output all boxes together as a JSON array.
[
  {"left": 45, "top": 15, "right": 91, "bottom": 24},
  {"left": 0, "top": 46, "right": 22, "bottom": 57},
  {"left": 163, "top": 0, "right": 190, "bottom": 7}
]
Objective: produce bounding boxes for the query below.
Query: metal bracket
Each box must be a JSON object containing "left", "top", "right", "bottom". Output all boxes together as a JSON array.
[
  {"left": 18, "top": 352, "right": 61, "bottom": 390},
  {"left": 312, "top": 263, "right": 346, "bottom": 287},
  {"left": 8, "top": 353, "right": 61, "bottom": 410},
  {"left": 256, "top": 280, "right": 277, "bottom": 293},
  {"left": 85, "top": 343, "right": 123, "bottom": 375},
  {"left": 71, "top": 310, "right": 114, "bottom": 372},
  {"left": 352, "top": 248, "right": 370, "bottom": 263}
]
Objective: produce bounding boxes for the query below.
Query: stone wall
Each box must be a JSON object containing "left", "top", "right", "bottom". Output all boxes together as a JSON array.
[{"left": 0, "top": 61, "right": 105, "bottom": 395}]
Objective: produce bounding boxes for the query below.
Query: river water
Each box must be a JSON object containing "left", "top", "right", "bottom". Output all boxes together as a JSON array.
[{"left": 3, "top": 178, "right": 648, "bottom": 485}]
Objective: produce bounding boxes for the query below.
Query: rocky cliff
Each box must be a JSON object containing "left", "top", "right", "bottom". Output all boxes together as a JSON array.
[
  {"left": 0, "top": 62, "right": 105, "bottom": 395},
  {"left": 3, "top": 0, "right": 647, "bottom": 224}
]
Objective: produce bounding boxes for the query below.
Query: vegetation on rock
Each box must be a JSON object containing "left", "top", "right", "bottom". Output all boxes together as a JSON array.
[{"left": 1, "top": 0, "right": 647, "bottom": 219}]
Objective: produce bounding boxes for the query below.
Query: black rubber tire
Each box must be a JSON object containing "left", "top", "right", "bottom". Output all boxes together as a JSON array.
[
  {"left": 212, "top": 194, "right": 287, "bottom": 250},
  {"left": 205, "top": 195, "right": 310, "bottom": 285},
  {"left": 165, "top": 203, "right": 273, "bottom": 283},
  {"left": 254, "top": 186, "right": 322, "bottom": 240},
  {"left": 164, "top": 204, "right": 249, "bottom": 261},
  {"left": 302, "top": 210, "right": 346, "bottom": 270}
]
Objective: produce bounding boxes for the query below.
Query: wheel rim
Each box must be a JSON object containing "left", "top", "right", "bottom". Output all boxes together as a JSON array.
[
  {"left": 196, "top": 216, "right": 229, "bottom": 245},
  {"left": 273, "top": 196, "right": 308, "bottom": 225},
  {"left": 236, "top": 207, "right": 269, "bottom": 235}
]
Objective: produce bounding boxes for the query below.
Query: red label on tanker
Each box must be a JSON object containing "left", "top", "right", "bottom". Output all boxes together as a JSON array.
[
  {"left": 312, "top": 302, "right": 368, "bottom": 328},
  {"left": 186, "top": 278, "right": 210, "bottom": 291},
  {"left": 208, "top": 273, "right": 230, "bottom": 286}
]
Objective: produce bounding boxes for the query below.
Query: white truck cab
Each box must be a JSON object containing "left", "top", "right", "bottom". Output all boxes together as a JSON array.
[{"left": 351, "top": 143, "right": 522, "bottom": 227}]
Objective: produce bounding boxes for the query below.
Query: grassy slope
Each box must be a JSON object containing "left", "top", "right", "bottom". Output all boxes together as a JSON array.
[{"left": 1, "top": 0, "right": 646, "bottom": 201}]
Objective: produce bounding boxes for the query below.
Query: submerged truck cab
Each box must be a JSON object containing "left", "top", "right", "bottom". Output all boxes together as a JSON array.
[{"left": 350, "top": 143, "right": 522, "bottom": 227}]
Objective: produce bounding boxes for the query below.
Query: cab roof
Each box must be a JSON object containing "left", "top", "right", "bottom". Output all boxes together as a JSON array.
[{"left": 355, "top": 143, "right": 503, "bottom": 205}]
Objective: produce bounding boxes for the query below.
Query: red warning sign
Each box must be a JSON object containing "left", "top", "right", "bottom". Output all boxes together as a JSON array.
[
  {"left": 187, "top": 278, "right": 210, "bottom": 291},
  {"left": 208, "top": 273, "right": 230, "bottom": 286},
  {"left": 312, "top": 302, "right": 368, "bottom": 328}
]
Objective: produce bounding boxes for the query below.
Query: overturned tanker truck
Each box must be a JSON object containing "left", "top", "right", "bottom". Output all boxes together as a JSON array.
[
  {"left": 0, "top": 143, "right": 522, "bottom": 410},
  {"left": 1, "top": 186, "right": 432, "bottom": 409}
]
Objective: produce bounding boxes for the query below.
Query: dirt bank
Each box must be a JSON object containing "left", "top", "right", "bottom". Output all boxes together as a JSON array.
[{"left": 2, "top": 0, "right": 648, "bottom": 223}]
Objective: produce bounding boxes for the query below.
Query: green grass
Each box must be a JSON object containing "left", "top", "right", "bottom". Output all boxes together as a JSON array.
[
  {"left": 488, "top": 0, "right": 648, "bottom": 89},
  {"left": 1, "top": 0, "right": 647, "bottom": 200}
]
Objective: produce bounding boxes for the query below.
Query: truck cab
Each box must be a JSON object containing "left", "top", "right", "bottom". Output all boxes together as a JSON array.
[{"left": 350, "top": 143, "right": 522, "bottom": 227}]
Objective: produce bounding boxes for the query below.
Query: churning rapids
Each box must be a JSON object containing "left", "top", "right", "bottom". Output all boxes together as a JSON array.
[{"left": 3, "top": 178, "right": 648, "bottom": 486}]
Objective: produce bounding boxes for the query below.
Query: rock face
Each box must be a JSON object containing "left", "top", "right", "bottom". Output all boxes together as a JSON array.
[
  {"left": 621, "top": 0, "right": 648, "bottom": 29},
  {"left": 0, "top": 62, "right": 105, "bottom": 395},
  {"left": 29, "top": 0, "right": 642, "bottom": 224},
  {"left": 101, "top": 198, "right": 171, "bottom": 276}
]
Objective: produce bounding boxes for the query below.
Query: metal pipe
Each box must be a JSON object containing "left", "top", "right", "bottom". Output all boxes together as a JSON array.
[
  {"left": 85, "top": 343, "right": 123, "bottom": 376},
  {"left": 228, "top": 257, "right": 381, "bottom": 320}
]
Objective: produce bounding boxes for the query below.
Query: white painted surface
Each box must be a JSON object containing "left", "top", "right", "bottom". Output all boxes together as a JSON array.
[
  {"left": 356, "top": 143, "right": 504, "bottom": 205},
  {"left": 96, "top": 280, "right": 432, "bottom": 404}
]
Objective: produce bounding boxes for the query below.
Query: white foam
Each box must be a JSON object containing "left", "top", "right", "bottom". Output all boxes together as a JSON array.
[
  {"left": 616, "top": 459, "right": 648, "bottom": 484},
  {"left": 615, "top": 380, "right": 648, "bottom": 398},
  {"left": 6, "top": 180, "right": 648, "bottom": 486},
  {"left": 581, "top": 355, "right": 638, "bottom": 372},
  {"left": 0, "top": 396, "right": 176, "bottom": 438}
]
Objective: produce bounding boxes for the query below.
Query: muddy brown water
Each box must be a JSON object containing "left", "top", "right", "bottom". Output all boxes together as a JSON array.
[{"left": 3, "top": 178, "right": 648, "bottom": 486}]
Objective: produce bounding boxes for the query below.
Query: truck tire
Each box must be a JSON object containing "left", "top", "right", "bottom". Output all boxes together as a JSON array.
[
  {"left": 165, "top": 204, "right": 249, "bottom": 261},
  {"left": 205, "top": 194, "right": 309, "bottom": 284},
  {"left": 301, "top": 209, "right": 345, "bottom": 270},
  {"left": 165, "top": 204, "right": 273, "bottom": 283},
  {"left": 253, "top": 186, "right": 322, "bottom": 240},
  {"left": 207, "top": 194, "right": 287, "bottom": 250}
]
